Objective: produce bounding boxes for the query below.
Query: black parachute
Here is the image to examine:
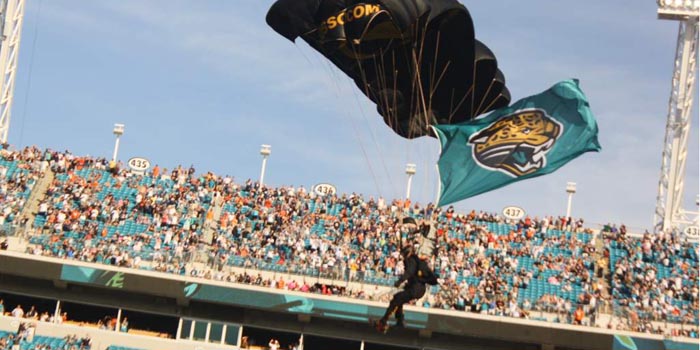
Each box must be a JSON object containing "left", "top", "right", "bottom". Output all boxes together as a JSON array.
[{"left": 267, "top": 0, "right": 510, "bottom": 138}]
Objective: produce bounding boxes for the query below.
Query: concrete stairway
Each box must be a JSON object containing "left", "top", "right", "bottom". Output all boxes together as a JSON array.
[{"left": 17, "top": 168, "right": 54, "bottom": 238}]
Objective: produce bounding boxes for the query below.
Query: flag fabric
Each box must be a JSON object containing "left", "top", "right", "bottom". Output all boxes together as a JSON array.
[{"left": 431, "top": 79, "right": 601, "bottom": 206}]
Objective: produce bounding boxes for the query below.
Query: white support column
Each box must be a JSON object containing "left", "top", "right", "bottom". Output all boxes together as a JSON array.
[
  {"left": 176, "top": 318, "right": 183, "bottom": 339},
  {"left": 237, "top": 324, "right": 243, "bottom": 348},
  {"left": 112, "top": 123, "right": 124, "bottom": 162},
  {"left": 115, "top": 308, "right": 122, "bottom": 332},
  {"left": 259, "top": 144, "right": 271, "bottom": 186},
  {"left": 654, "top": 4, "right": 699, "bottom": 233},
  {"left": 0, "top": 0, "right": 26, "bottom": 144},
  {"left": 434, "top": 164, "right": 441, "bottom": 205},
  {"left": 53, "top": 300, "right": 60, "bottom": 323},
  {"left": 566, "top": 182, "right": 576, "bottom": 220},
  {"left": 405, "top": 163, "right": 416, "bottom": 200},
  {"left": 205, "top": 322, "right": 211, "bottom": 342},
  {"left": 221, "top": 324, "right": 227, "bottom": 344}
]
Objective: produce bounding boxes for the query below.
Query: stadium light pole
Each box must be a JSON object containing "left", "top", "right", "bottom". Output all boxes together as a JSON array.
[
  {"left": 566, "top": 182, "right": 577, "bottom": 220},
  {"left": 112, "top": 123, "right": 124, "bottom": 162},
  {"left": 259, "top": 144, "right": 271, "bottom": 186},
  {"left": 405, "top": 163, "right": 416, "bottom": 199}
]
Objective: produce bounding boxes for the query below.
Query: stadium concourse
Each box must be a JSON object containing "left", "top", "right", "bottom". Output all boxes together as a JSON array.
[{"left": 0, "top": 145, "right": 697, "bottom": 349}]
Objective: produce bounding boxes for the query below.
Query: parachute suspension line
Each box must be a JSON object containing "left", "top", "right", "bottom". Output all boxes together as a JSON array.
[
  {"left": 426, "top": 30, "right": 441, "bottom": 119},
  {"left": 311, "top": 45, "right": 385, "bottom": 199},
  {"left": 17, "top": 0, "right": 41, "bottom": 148},
  {"left": 374, "top": 49, "right": 400, "bottom": 137},
  {"left": 425, "top": 33, "right": 457, "bottom": 125},
  {"left": 348, "top": 46, "right": 400, "bottom": 198},
  {"left": 475, "top": 86, "right": 501, "bottom": 118},
  {"left": 410, "top": 50, "right": 431, "bottom": 142},
  {"left": 376, "top": 51, "right": 403, "bottom": 198},
  {"left": 411, "top": 20, "right": 431, "bottom": 139},
  {"left": 374, "top": 50, "right": 411, "bottom": 197},
  {"left": 294, "top": 43, "right": 316, "bottom": 67},
  {"left": 349, "top": 41, "right": 408, "bottom": 197},
  {"left": 447, "top": 83, "right": 474, "bottom": 123},
  {"left": 407, "top": 21, "right": 438, "bottom": 204},
  {"left": 473, "top": 79, "right": 495, "bottom": 117},
  {"left": 347, "top": 88, "right": 384, "bottom": 198},
  {"left": 339, "top": 69, "right": 385, "bottom": 199},
  {"left": 422, "top": 24, "right": 446, "bottom": 206}
]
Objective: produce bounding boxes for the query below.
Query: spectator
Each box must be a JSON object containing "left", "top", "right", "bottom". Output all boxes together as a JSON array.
[
  {"left": 120, "top": 317, "right": 129, "bottom": 332},
  {"left": 80, "top": 334, "right": 92, "bottom": 349},
  {"left": 573, "top": 306, "right": 585, "bottom": 325},
  {"left": 11, "top": 304, "right": 23, "bottom": 318},
  {"left": 23, "top": 306, "right": 37, "bottom": 320}
]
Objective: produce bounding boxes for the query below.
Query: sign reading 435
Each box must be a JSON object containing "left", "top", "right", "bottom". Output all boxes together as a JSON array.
[{"left": 128, "top": 157, "right": 151, "bottom": 172}]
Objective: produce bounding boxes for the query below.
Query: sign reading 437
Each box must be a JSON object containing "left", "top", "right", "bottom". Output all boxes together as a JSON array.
[{"left": 502, "top": 206, "right": 526, "bottom": 220}]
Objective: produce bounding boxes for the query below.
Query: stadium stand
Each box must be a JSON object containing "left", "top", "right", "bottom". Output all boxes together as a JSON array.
[{"left": 0, "top": 145, "right": 696, "bottom": 340}]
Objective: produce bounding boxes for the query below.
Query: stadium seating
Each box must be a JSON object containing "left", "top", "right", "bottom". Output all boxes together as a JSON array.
[
  {"left": 0, "top": 330, "right": 80, "bottom": 350},
  {"left": 3, "top": 146, "right": 697, "bottom": 337}
]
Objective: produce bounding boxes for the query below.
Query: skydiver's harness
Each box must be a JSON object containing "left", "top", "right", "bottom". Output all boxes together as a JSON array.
[{"left": 415, "top": 255, "right": 439, "bottom": 286}]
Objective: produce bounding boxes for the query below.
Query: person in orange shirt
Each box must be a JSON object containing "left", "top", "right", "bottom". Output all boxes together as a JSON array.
[
  {"left": 573, "top": 306, "right": 584, "bottom": 325},
  {"left": 220, "top": 213, "right": 228, "bottom": 229},
  {"left": 526, "top": 229, "right": 535, "bottom": 239}
]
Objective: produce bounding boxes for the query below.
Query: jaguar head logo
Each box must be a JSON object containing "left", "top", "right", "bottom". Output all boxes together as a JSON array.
[{"left": 468, "top": 109, "right": 562, "bottom": 177}]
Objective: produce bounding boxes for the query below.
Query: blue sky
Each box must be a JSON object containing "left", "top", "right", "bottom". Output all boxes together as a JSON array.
[{"left": 8, "top": 1, "right": 698, "bottom": 232}]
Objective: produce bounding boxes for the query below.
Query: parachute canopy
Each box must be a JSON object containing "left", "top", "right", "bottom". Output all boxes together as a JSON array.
[{"left": 267, "top": 0, "right": 511, "bottom": 138}]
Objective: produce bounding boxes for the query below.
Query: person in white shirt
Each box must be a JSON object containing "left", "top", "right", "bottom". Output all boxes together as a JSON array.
[{"left": 11, "top": 305, "right": 24, "bottom": 318}]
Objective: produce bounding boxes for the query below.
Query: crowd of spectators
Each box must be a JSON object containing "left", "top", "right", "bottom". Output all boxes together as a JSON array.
[
  {"left": 0, "top": 311, "right": 90, "bottom": 350},
  {"left": 0, "top": 145, "right": 45, "bottom": 235},
  {"left": 0, "top": 145, "right": 697, "bottom": 339},
  {"left": 607, "top": 228, "right": 698, "bottom": 334}
]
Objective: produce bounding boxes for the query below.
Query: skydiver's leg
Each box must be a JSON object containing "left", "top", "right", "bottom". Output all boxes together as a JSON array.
[
  {"left": 381, "top": 289, "right": 412, "bottom": 324},
  {"left": 395, "top": 304, "right": 405, "bottom": 327},
  {"left": 395, "top": 283, "right": 426, "bottom": 327}
]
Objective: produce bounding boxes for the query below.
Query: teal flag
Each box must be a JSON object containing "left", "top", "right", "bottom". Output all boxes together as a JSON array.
[{"left": 431, "top": 79, "right": 601, "bottom": 206}]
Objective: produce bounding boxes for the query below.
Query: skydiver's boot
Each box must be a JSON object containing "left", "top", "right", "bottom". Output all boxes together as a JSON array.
[{"left": 374, "top": 318, "right": 389, "bottom": 334}]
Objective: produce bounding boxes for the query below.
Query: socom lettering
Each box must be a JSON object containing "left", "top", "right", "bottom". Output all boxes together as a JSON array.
[{"left": 325, "top": 4, "right": 381, "bottom": 30}]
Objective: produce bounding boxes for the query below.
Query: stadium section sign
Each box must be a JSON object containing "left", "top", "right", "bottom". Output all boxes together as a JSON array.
[
  {"left": 313, "top": 183, "right": 337, "bottom": 196},
  {"left": 502, "top": 206, "right": 526, "bottom": 220},
  {"left": 128, "top": 157, "right": 151, "bottom": 173},
  {"left": 684, "top": 226, "right": 699, "bottom": 241}
]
